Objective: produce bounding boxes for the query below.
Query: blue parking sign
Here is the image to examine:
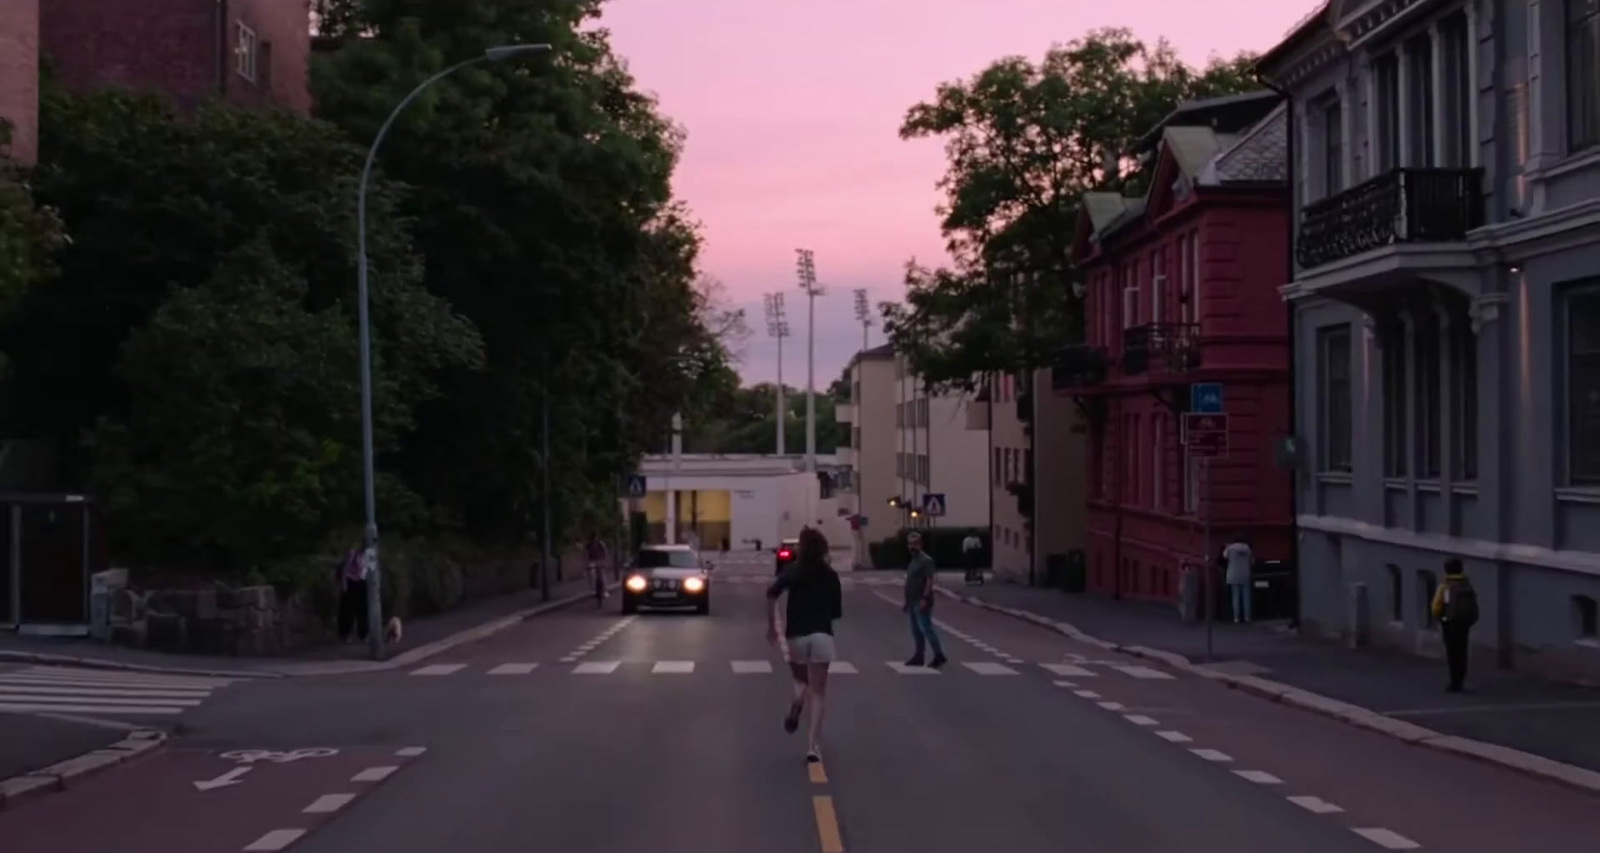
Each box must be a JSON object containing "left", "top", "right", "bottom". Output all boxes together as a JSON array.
[{"left": 1190, "top": 383, "right": 1224, "bottom": 414}]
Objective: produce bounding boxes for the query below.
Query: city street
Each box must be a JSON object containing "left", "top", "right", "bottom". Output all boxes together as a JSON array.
[{"left": 2, "top": 564, "right": 1599, "bottom": 853}]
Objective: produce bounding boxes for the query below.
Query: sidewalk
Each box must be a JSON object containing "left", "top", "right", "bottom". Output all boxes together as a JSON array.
[
  {"left": 0, "top": 576, "right": 595, "bottom": 677},
  {"left": 944, "top": 578, "right": 1600, "bottom": 777}
]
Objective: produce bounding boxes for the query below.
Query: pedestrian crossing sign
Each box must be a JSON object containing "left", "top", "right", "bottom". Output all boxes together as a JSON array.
[
  {"left": 922, "top": 493, "right": 946, "bottom": 516},
  {"left": 622, "top": 473, "right": 647, "bottom": 498}
]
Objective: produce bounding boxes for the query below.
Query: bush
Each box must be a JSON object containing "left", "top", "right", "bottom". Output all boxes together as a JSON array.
[
  {"left": 381, "top": 539, "right": 465, "bottom": 619},
  {"left": 869, "top": 527, "right": 986, "bottom": 569}
]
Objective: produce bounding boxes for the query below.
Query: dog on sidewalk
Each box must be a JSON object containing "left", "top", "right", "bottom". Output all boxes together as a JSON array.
[{"left": 384, "top": 616, "right": 403, "bottom": 645}]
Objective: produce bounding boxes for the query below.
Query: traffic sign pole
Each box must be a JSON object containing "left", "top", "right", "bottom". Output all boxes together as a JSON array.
[{"left": 1203, "top": 457, "right": 1214, "bottom": 662}]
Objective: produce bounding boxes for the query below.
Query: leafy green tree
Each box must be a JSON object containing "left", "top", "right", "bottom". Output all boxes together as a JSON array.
[
  {"left": 0, "top": 122, "right": 66, "bottom": 353},
  {"left": 883, "top": 29, "right": 1260, "bottom": 391},
  {"left": 4, "top": 87, "right": 479, "bottom": 570},
  {"left": 311, "top": 1, "right": 730, "bottom": 545}
]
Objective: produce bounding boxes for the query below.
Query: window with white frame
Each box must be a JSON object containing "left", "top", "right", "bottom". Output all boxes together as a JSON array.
[
  {"left": 1318, "top": 325, "right": 1354, "bottom": 472},
  {"left": 1571, "top": 0, "right": 1600, "bottom": 151},
  {"left": 236, "top": 22, "right": 259, "bottom": 83},
  {"left": 1566, "top": 281, "right": 1600, "bottom": 485},
  {"left": 1372, "top": 53, "right": 1401, "bottom": 172}
]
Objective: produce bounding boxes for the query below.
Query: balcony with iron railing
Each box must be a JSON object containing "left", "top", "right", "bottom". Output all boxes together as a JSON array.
[
  {"left": 1121, "top": 323, "right": 1200, "bottom": 376},
  {"left": 1296, "top": 167, "right": 1485, "bottom": 270}
]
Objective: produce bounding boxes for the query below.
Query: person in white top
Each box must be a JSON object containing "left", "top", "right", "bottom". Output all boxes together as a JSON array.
[
  {"left": 1223, "top": 539, "right": 1254, "bottom": 623},
  {"left": 962, "top": 533, "right": 984, "bottom": 584}
]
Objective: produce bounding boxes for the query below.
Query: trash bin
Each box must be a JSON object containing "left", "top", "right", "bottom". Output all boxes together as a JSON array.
[
  {"left": 1062, "top": 550, "right": 1087, "bottom": 593},
  {"left": 1044, "top": 554, "right": 1066, "bottom": 589},
  {"left": 1250, "top": 559, "right": 1295, "bottom": 621}
]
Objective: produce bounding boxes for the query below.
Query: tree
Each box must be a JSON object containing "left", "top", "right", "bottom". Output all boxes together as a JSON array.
[
  {"left": 882, "top": 29, "right": 1260, "bottom": 391},
  {"left": 0, "top": 122, "right": 66, "bottom": 348},
  {"left": 4, "top": 87, "right": 480, "bottom": 569},
  {"left": 311, "top": 1, "right": 730, "bottom": 544}
]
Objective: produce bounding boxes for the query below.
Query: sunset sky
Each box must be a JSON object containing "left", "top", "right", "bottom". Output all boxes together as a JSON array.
[{"left": 599, "top": 0, "right": 1313, "bottom": 387}]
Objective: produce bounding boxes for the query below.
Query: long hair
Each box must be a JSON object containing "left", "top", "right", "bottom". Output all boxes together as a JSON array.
[{"left": 798, "top": 527, "right": 830, "bottom": 568}]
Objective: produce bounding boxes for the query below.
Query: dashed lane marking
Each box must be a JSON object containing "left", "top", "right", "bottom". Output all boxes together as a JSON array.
[
  {"left": 1155, "top": 731, "right": 1193, "bottom": 743},
  {"left": 961, "top": 662, "right": 1019, "bottom": 676},
  {"left": 409, "top": 664, "right": 465, "bottom": 677},
  {"left": 1233, "top": 770, "right": 1283, "bottom": 785},
  {"left": 1097, "top": 701, "right": 1126, "bottom": 711},
  {"left": 886, "top": 662, "right": 940, "bottom": 675},
  {"left": 1074, "top": 690, "right": 1102, "bottom": 699},
  {"left": 1124, "top": 714, "right": 1160, "bottom": 726},
  {"left": 1351, "top": 828, "right": 1422, "bottom": 849},
  {"left": 352, "top": 766, "right": 398, "bottom": 783},
  {"left": 808, "top": 762, "right": 828, "bottom": 784},
  {"left": 394, "top": 747, "right": 427, "bottom": 757},
  {"left": 732, "top": 660, "right": 774, "bottom": 674},
  {"left": 303, "top": 794, "right": 356, "bottom": 814},
  {"left": 487, "top": 663, "right": 539, "bottom": 675},
  {"left": 652, "top": 661, "right": 696, "bottom": 674},
  {"left": 1111, "top": 665, "right": 1175, "bottom": 680},
  {"left": 812, "top": 795, "right": 846, "bottom": 853},
  {"left": 829, "top": 662, "right": 860, "bottom": 674},
  {"left": 242, "top": 829, "right": 306, "bottom": 851},
  {"left": 1287, "top": 796, "right": 1345, "bottom": 815},
  {"left": 1191, "top": 749, "right": 1233, "bottom": 763},
  {"left": 573, "top": 661, "right": 621, "bottom": 674},
  {"left": 1040, "top": 663, "right": 1097, "bottom": 678}
]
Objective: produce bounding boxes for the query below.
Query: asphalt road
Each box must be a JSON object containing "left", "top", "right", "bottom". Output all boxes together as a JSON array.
[{"left": 3, "top": 565, "right": 1599, "bottom": 852}]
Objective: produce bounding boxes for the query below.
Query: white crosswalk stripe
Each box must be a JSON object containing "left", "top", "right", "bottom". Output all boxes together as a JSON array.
[
  {"left": 962, "top": 662, "right": 1019, "bottom": 676},
  {"left": 731, "top": 660, "right": 773, "bottom": 674},
  {"left": 0, "top": 666, "right": 234, "bottom": 716},
  {"left": 1110, "top": 665, "right": 1175, "bottom": 680},
  {"left": 1040, "top": 663, "right": 1098, "bottom": 678},
  {"left": 389, "top": 659, "right": 1187, "bottom": 681}
]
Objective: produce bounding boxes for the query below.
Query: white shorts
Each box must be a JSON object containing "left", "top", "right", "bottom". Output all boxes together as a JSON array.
[{"left": 786, "top": 632, "right": 837, "bottom": 664}]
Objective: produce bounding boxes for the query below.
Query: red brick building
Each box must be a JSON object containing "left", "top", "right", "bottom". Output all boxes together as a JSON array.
[
  {"left": 1055, "top": 92, "right": 1295, "bottom": 606},
  {"left": 41, "top": 0, "right": 311, "bottom": 115}
]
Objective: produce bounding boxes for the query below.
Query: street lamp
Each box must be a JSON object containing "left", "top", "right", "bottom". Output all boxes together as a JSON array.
[
  {"left": 795, "top": 249, "right": 823, "bottom": 474},
  {"left": 763, "top": 293, "right": 790, "bottom": 455},
  {"left": 355, "top": 43, "right": 552, "bottom": 660},
  {"left": 853, "top": 288, "right": 871, "bottom": 352}
]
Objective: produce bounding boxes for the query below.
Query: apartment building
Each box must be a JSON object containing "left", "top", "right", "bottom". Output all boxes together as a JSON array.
[
  {"left": 42, "top": 0, "right": 312, "bottom": 114},
  {"left": 1259, "top": 0, "right": 1600, "bottom": 679},
  {"left": 836, "top": 345, "right": 899, "bottom": 550},
  {"left": 978, "top": 369, "right": 1090, "bottom": 585},
  {"left": 1056, "top": 92, "right": 1296, "bottom": 604}
]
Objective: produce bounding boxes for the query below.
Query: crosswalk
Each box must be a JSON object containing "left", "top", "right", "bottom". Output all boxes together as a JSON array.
[
  {"left": 408, "top": 659, "right": 1178, "bottom": 679},
  {"left": 709, "top": 573, "right": 902, "bottom": 588},
  {"left": 0, "top": 665, "right": 237, "bottom": 717}
]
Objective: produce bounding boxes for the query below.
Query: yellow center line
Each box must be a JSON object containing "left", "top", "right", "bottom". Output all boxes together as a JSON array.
[
  {"left": 808, "top": 761, "right": 828, "bottom": 784},
  {"left": 812, "top": 795, "right": 845, "bottom": 853}
]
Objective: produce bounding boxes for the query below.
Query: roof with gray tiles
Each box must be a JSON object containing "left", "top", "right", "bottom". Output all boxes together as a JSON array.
[{"left": 1202, "top": 102, "right": 1288, "bottom": 184}]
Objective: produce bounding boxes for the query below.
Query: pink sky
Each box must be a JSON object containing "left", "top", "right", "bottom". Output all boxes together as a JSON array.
[{"left": 598, "top": 0, "right": 1312, "bottom": 385}]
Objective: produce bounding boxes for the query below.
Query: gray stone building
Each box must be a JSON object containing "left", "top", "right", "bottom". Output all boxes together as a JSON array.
[{"left": 1258, "top": 0, "right": 1600, "bottom": 680}]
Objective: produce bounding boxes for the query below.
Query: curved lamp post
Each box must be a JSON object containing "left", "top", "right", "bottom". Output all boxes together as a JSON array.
[{"left": 356, "top": 43, "right": 553, "bottom": 660}]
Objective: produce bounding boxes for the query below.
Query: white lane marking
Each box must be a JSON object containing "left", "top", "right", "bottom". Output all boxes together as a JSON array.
[
  {"left": 558, "top": 656, "right": 578, "bottom": 663},
  {"left": 243, "top": 829, "right": 307, "bottom": 851},
  {"left": 28, "top": 712, "right": 147, "bottom": 732},
  {"left": 828, "top": 662, "right": 859, "bottom": 674},
  {"left": 351, "top": 766, "right": 398, "bottom": 782},
  {"left": 1233, "top": 770, "right": 1283, "bottom": 785},
  {"left": 1074, "top": 690, "right": 1102, "bottom": 699},
  {"left": 1111, "top": 665, "right": 1175, "bottom": 680},
  {"left": 1001, "top": 657, "right": 1026, "bottom": 665},
  {"left": 1097, "top": 701, "right": 1126, "bottom": 711},
  {"left": 1052, "top": 680, "right": 1078, "bottom": 688},
  {"left": 1040, "top": 663, "right": 1096, "bottom": 678},
  {"left": 1287, "top": 796, "right": 1345, "bottom": 814},
  {"left": 0, "top": 684, "right": 209, "bottom": 699},
  {"left": 487, "top": 663, "right": 539, "bottom": 676},
  {"left": 0, "top": 702, "right": 182, "bottom": 714},
  {"left": 303, "top": 793, "right": 356, "bottom": 813},
  {"left": 652, "top": 661, "right": 695, "bottom": 674},
  {"left": 1155, "top": 731, "right": 1193, "bottom": 743},
  {"left": 1351, "top": 828, "right": 1422, "bottom": 849},
  {"left": 394, "top": 747, "right": 427, "bottom": 757},
  {"left": 1191, "top": 749, "right": 1233, "bottom": 762},
  {"left": 0, "top": 674, "right": 221, "bottom": 691},
  {"left": 15, "top": 667, "right": 234, "bottom": 688},
  {"left": 1124, "top": 715, "right": 1159, "bottom": 726},
  {"left": 731, "top": 661, "right": 773, "bottom": 674},
  {"left": 962, "top": 662, "right": 1019, "bottom": 676},
  {"left": 0, "top": 693, "right": 202, "bottom": 706},
  {"left": 572, "top": 661, "right": 621, "bottom": 674},
  {"left": 887, "top": 662, "right": 940, "bottom": 675},
  {"left": 409, "top": 664, "right": 464, "bottom": 676}
]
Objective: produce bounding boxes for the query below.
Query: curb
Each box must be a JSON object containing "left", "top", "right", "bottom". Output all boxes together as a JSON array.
[
  {"left": 0, "top": 585, "right": 606, "bottom": 680},
  {"left": 938, "top": 586, "right": 1600, "bottom": 799},
  {"left": 0, "top": 730, "right": 167, "bottom": 812}
]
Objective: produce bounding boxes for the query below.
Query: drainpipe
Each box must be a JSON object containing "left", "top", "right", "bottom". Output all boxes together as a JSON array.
[
  {"left": 986, "top": 373, "right": 995, "bottom": 575},
  {"left": 1255, "top": 74, "right": 1298, "bottom": 627}
]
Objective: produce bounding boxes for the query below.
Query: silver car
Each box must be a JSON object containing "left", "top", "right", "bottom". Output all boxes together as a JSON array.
[{"left": 622, "top": 544, "right": 712, "bottom": 614}]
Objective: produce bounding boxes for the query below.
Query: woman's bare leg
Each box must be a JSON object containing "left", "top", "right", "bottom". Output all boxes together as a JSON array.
[{"left": 805, "top": 663, "right": 829, "bottom": 753}]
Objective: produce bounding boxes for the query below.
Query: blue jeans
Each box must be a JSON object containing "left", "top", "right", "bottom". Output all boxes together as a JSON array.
[
  {"left": 1229, "top": 582, "right": 1252, "bottom": 622},
  {"left": 908, "top": 608, "right": 944, "bottom": 659}
]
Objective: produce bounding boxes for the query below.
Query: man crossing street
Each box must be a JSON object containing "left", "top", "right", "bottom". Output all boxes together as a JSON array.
[{"left": 903, "top": 532, "right": 946, "bottom": 669}]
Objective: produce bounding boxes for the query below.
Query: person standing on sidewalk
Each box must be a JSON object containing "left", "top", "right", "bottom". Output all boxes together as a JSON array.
[
  {"left": 1430, "top": 558, "right": 1479, "bottom": 693},
  {"left": 962, "top": 532, "right": 983, "bottom": 585},
  {"left": 903, "top": 532, "right": 947, "bottom": 668},
  {"left": 335, "top": 545, "right": 369, "bottom": 643},
  {"left": 766, "top": 527, "right": 843, "bottom": 764},
  {"left": 1223, "top": 538, "right": 1254, "bottom": 623}
]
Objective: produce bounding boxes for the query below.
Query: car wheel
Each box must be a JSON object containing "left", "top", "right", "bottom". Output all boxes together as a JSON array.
[{"left": 622, "top": 597, "right": 638, "bottom": 615}]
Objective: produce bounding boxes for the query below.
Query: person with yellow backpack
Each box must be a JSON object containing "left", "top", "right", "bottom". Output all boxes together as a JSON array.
[{"left": 1430, "top": 558, "right": 1479, "bottom": 693}]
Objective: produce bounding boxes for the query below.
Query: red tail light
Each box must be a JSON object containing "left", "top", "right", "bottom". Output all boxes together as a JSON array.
[{"left": 778, "top": 549, "right": 793, "bottom": 560}]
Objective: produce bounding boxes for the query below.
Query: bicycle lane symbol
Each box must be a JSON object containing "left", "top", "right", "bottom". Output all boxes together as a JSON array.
[{"left": 219, "top": 748, "right": 340, "bottom": 765}]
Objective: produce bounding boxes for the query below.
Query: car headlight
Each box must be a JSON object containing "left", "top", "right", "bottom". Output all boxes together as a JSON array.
[
  {"left": 625, "top": 575, "right": 648, "bottom": 592},
  {"left": 682, "top": 576, "right": 705, "bottom": 593}
]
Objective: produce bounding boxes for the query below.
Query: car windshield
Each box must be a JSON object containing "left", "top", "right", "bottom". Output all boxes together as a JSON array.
[{"left": 636, "top": 549, "right": 698, "bottom": 569}]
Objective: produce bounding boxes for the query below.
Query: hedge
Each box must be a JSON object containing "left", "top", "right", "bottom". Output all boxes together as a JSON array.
[{"left": 868, "top": 527, "right": 987, "bottom": 569}]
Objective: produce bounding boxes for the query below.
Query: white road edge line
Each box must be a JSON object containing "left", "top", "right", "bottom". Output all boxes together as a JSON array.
[
  {"left": 1350, "top": 828, "right": 1422, "bottom": 850},
  {"left": 242, "top": 829, "right": 307, "bottom": 851},
  {"left": 1287, "top": 795, "right": 1345, "bottom": 814},
  {"left": 303, "top": 793, "right": 356, "bottom": 814}
]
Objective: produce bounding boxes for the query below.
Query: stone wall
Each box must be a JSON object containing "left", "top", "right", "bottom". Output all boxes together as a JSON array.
[{"left": 93, "top": 569, "right": 329, "bottom": 657}]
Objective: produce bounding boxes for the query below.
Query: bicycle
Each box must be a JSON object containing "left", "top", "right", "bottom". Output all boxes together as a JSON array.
[{"left": 589, "top": 561, "right": 607, "bottom": 607}]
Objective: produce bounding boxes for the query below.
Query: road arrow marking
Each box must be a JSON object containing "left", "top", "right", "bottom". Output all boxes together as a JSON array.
[{"left": 194, "top": 766, "right": 251, "bottom": 791}]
